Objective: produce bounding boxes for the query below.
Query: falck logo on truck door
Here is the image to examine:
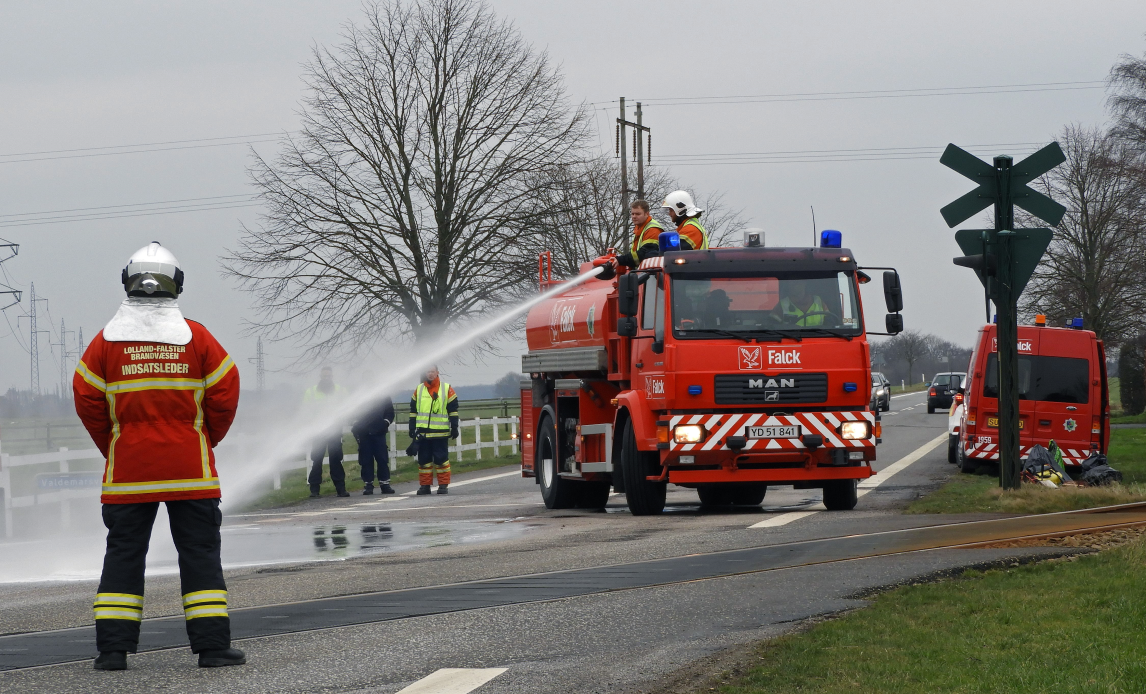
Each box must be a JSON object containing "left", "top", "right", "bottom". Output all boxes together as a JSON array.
[
  {"left": 646, "top": 377, "right": 665, "bottom": 399},
  {"left": 738, "top": 346, "right": 762, "bottom": 370}
]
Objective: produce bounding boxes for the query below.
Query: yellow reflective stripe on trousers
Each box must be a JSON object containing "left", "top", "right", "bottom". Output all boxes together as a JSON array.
[
  {"left": 94, "top": 608, "right": 143, "bottom": 621},
  {"left": 94, "top": 592, "right": 144, "bottom": 621},
  {"left": 102, "top": 478, "right": 221, "bottom": 496},
  {"left": 182, "top": 590, "right": 228, "bottom": 607},
  {"left": 76, "top": 360, "right": 107, "bottom": 392},
  {"left": 95, "top": 592, "right": 144, "bottom": 606},
  {"left": 185, "top": 605, "right": 229, "bottom": 620}
]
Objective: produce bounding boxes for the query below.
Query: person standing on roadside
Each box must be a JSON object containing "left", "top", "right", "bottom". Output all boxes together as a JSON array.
[
  {"left": 353, "top": 372, "right": 395, "bottom": 495},
  {"left": 74, "top": 242, "right": 246, "bottom": 671},
  {"left": 409, "top": 366, "right": 459, "bottom": 495},
  {"left": 304, "top": 366, "right": 349, "bottom": 498}
]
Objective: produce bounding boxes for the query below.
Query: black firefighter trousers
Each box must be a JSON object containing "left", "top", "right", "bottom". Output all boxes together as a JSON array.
[{"left": 95, "top": 499, "right": 231, "bottom": 654}]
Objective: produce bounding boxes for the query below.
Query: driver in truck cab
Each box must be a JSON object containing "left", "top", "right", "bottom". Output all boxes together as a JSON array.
[{"left": 772, "top": 279, "right": 830, "bottom": 326}]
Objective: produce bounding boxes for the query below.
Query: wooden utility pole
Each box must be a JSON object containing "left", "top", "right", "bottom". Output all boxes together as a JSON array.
[{"left": 617, "top": 98, "right": 652, "bottom": 249}]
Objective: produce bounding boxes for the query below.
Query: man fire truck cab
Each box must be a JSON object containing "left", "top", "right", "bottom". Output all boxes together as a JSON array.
[
  {"left": 519, "top": 230, "right": 905, "bottom": 515},
  {"left": 957, "top": 317, "right": 1110, "bottom": 473}
]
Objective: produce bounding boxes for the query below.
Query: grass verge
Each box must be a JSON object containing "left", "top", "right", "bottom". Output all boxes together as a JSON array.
[
  {"left": 906, "top": 427, "right": 1146, "bottom": 515},
  {"left": 709, "top": 534, "right": 1146, "bottom": 693}
]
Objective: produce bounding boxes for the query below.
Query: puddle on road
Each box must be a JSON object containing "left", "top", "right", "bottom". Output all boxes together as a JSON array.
[{"left": 0, "top": 519, "right": 528, "bottom": 584}]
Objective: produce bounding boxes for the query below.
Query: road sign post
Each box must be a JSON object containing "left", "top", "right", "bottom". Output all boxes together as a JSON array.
[{"left": 941, "top": 143, "right": 1066, "bottom": 490}]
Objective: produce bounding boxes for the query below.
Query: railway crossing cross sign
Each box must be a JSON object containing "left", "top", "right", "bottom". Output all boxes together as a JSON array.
[{"left": 940, "top": 142, "right": 1066, "bottom": 491}]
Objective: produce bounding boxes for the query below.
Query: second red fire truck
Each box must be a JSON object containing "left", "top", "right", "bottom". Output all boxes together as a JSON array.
[{"left": 518, "top": 231, "right": 905, "bottom": 515}]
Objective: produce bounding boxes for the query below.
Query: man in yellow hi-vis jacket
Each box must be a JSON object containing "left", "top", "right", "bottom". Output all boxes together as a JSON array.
[{"left": 409, "top": 366, "right": 459, "bottom": 495}]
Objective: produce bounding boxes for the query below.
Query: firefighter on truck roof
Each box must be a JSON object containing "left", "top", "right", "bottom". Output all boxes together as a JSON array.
[
  {"left": 661, "top": 190, "right": 709, "bottom": 252},
  {"left": 73, "top": 242, "right": 246, "bottom": 671},
  {"left": 615, "top": 199, "right": 666, "bottom": 269}
]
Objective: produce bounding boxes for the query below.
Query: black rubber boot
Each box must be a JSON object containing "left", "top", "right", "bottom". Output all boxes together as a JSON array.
[
  {"left": 362, "top": 484, "right": 374, "bottom": 495},
  {"left": 379, "top": 483, "right": 395, "bottom": 494},
  {"left": 336, "top": 488, "right": 350, "bottom": 498},
  {"left": 309, "top": 486, "right": 320, "bottom": 498},
  {"left": 416, "top": 485, "right": 431, "bottom": 495},
  {"left": 93, "top": 651, "right": 127, "bottom": 671},
  {"left": 198, "top": 647, "right": 247, "bottom": 668},
  {"left": 436, "top": 484, "right": 449, "bottom": 495}
]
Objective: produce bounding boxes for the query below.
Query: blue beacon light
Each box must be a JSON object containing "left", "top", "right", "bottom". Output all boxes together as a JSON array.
[
  {"left": 688, "top": 385, "right": 703, "bottom": 395},
  {"left": 819, "top": 230, "right": 842, "bottom": 248},
  {"left": 658, "top": 230, "right": 681, "bottom": 253}
]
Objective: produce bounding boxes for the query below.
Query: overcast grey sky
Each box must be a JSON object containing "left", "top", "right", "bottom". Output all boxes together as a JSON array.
[{"left": 1, "top": 0, "right": 1144, "bottom": 394}]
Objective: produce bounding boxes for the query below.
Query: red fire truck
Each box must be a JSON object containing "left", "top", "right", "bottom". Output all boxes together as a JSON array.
[{"left": 518, "top": 233, "right": 905, "bottom": 515}]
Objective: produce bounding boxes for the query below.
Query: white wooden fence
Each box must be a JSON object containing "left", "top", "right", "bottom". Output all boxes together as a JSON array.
[{"left": 0, "top": 416, "right": 520, "bottom": 535}]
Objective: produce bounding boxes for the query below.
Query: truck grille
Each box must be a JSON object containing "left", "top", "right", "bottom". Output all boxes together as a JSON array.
[{"left": 714, "top": 373, "right": 828, "bottom": 405}]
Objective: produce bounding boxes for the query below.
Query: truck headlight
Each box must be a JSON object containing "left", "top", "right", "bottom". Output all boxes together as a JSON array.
[
  {"left": 673, "top": 424, "right": 705, "bottom": 444},
  {"left": 839, "top": 421, "right": 871, "bottom": 440}
]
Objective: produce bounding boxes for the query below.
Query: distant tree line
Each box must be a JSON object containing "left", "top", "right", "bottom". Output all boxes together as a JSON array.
[
  {"left": 869, "top": 331, "right": 972, "bottom": 386},
  {"left": 0, "top": 389, "right": 76, "bottom": 420}
]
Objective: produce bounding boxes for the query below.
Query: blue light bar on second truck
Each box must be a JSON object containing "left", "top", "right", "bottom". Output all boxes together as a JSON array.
[{"left": 819, "top": 230, "right": 842, "bottom": 248}]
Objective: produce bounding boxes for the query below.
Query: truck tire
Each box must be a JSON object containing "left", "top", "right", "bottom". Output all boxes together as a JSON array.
[
  {"left": 822, "top": 480, "right": 858, "bottom": 511},
  {"left": 537, "top": 416, "right": 576, "bottom": 509},
  {"left": 697, "top": 485, "right": 732, "bottom": 506},
  {"left": 575, "top": 481, "right": 611, "bottom": 509},
  {"left": 730, "top": 484, "right": 768, "bottom": 506},
  {"left": 959, "top": 435, "right": 978, "bottom": 474},
  {"left": 621, "top": 419, "right": 666, "bottom": 515},
  {"left": 947, "top": 435, "right": 958, "bottom": 464}
]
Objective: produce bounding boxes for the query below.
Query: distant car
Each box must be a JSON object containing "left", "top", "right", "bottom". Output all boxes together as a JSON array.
[
  {"left": 927, "top": 372, "right": 966, "bottom": 413},
  {"left": 870, "top": 372, "right": 890, "bottom": 411},
  {"left": 948, "top": 376, "right": 967, "bottom": 464}
]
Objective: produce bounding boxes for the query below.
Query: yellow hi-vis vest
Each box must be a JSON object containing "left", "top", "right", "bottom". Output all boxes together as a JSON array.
[
  {"left": 678, "top": 218, "right": 710, "bottom": 250},
  {"left": 631, "top": 217, "right": 667, "bottom": 256},
  {"left": 414, "top": 381, "right": 452, "bottom": 437},
  {"left": 780, "top": 296, "right": 827, "bottom": 326}
]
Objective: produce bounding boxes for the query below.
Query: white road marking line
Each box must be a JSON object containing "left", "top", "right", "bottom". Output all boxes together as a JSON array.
[
  {"left": 396, "top": 667, "right": 507, "bottom": 694},
  {"left": 857, "top": 432, "right": 948, "bottom": 496},
  {"left": 891, "top": 392, "right": 926, "bottom": 399},
  {"left": 748, "top": 431, "right": 948, "bottom": 529},
  {"left": 748, "top": 510, "right": 819, "bottom": 528},
  {"left": 400, "top": 470, "right": 523, "bottom": 496}
]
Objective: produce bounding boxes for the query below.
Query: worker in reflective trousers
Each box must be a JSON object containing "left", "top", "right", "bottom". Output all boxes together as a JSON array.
[
  {"left": 409, "top": 365, "right": 459, "bottom": 495},
  {"left": 73, "top": 242, "right": 245, "bottom": 671}
]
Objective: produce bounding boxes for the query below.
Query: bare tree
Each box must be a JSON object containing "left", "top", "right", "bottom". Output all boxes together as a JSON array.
[
  {"left": 888, "top": 330, "right": 929, "bottom": 385},
  {"left": 1018, "top": 125, "right": 1146, "bottom": 344},
  {"left": 1109, "top": 45, "right": 1146, "bottom": 150},
  {"left": 224, "top": 0, "right": 589, "bottom": 359}
]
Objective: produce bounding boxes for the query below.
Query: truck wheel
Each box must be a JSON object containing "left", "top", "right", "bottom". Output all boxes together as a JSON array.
[
  {"left": 697, "top": 485, "right": 732, "bottom": 506},
  {"left": 537, "top": 416, "right": 576, "bottom": 509},
  {"left": 621, "top": 419, "right": 666, "bottom": 515},
  {"left": 823, "top": 480, "right": 858, "bottom": 511},
  {"left": 947, "top": 435, "right": 958, "bottom": 464},
  {"left": 959, "top": 436, "right": 978, "bottom": 474},
  {"left": 575, "top": 481, "right": 611, "bottom": 509},
  {"left": 730, "top": 484, "right": 768, "bottom": 506}
]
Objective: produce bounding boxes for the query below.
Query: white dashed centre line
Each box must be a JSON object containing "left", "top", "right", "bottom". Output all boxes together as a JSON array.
[{"left": 396, "top": 667, "right": 508, "bottom": 694}]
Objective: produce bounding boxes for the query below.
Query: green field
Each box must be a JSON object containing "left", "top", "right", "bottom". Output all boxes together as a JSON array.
[{"left": 710, "top": 534, "right": 1146, "bottom": 693}]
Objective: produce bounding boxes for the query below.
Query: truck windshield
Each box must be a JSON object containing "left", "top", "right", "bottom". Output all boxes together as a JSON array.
[
  {"left": 670, "top": 271, "right": 862, "bottom": 338},
  {"left": 982, "top": 354, "right": 1090, "bottom": 404}
]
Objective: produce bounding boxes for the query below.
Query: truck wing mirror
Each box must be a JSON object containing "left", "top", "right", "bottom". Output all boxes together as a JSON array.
[
  {"left": 883, "top": 271, "right": 903, "bottom": 313},
  {"left": 618, "top": 273, "right": 640, "bottom": 316},
  {"left": 885, "top": 313, "right": 903, "bottom": 334},
  {"left": 617, "top": 316, "right": 637, "bottom": 337}
]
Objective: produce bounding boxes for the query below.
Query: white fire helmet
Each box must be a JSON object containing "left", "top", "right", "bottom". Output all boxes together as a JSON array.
[
  {"left": 121, "top": 242, "right": 184, "bottom": 297},
  {"left": 661, "top": 190, "right": 703, "bottom": 218}
]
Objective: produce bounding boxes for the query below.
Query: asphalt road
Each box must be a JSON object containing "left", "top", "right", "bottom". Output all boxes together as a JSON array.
[{"left": 2, "top": 391, "right": 1047, "bottom": 693}]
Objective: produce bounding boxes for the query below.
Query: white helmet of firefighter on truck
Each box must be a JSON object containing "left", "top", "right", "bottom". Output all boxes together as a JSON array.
[
  {"left": 121, "top": 241, "right": 184, "bottom": 298},
  {"left": 661, "top": 190, "right": 703, "bottom": 218}
]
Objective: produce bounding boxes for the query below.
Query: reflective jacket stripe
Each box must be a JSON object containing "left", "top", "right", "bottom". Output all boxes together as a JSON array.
[
  {"left": 631, "top": 218, "right": 666, "bottom": 255},
  {"left": 204, "top": 355, "right": 235, "bottom": 388},
  {"left": 678, "top": 219, "right": 710, "bottom": 250},
  {"left": 76, "top": 361, "right": 107, "bottom": 392}
]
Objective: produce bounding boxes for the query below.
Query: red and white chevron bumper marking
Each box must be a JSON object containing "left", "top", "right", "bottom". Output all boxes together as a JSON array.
[
  {"left": 667, "top": 411, "right": 876, "bottom": 452},
  {"left": 964, "top": 441, "right": 1093, "bottom": 465}
]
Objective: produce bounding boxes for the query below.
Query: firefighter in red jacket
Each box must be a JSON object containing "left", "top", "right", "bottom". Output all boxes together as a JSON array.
[{"left": 73, "top": 242, "right": 246, "bottom": 671}]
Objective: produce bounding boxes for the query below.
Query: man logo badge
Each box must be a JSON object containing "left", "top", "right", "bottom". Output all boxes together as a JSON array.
[{"left": 749, "top": 378, "right": 763, "bottom": 388}]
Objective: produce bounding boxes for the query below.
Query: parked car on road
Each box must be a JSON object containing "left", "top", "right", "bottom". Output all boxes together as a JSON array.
[
  {"left": 927, "top": 372, "right": 966, "bottom": 413},
  {"left": 870, "top": 372, "right": 890, "bottom": 411}
]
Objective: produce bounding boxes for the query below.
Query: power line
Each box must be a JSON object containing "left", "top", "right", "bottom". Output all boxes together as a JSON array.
[
  {"left": 596, "top": 80, "right": 1106, "bottom": 109},
  {"left": 0, "top": 200, "right": 261, "bottom": 229},
  {"left": 0, "top": 137, "right": 281, "bottom": 165},
  {"left": 653, "top": 142, "right": 1050, "bottom": 166},
  {"left": 0, "top": 194, "right": 254, "bottom": 219}
]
